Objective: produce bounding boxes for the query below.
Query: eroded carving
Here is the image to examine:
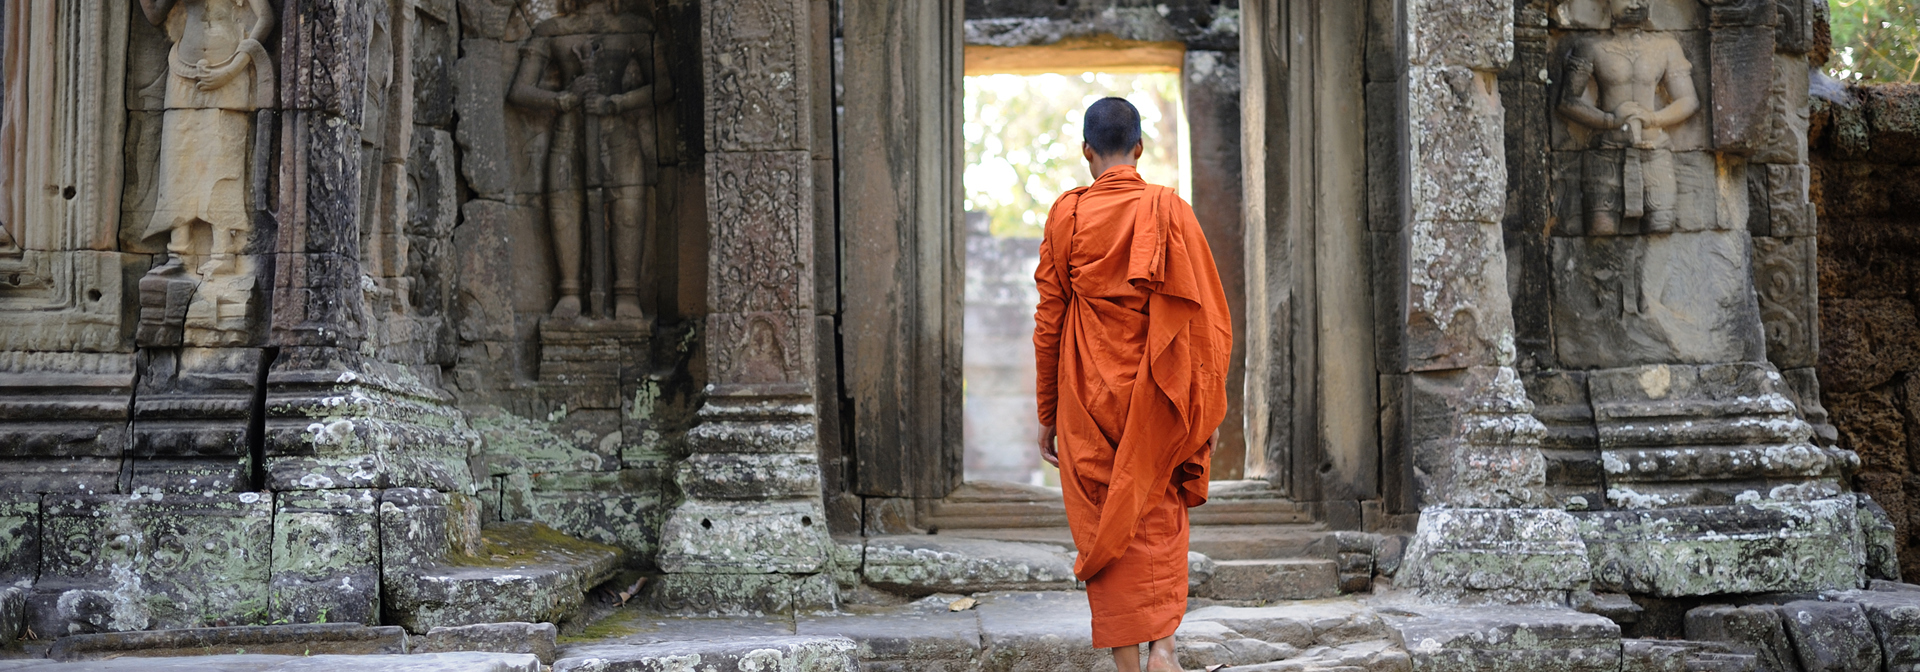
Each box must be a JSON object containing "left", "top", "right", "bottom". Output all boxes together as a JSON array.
[
  {"left": 1557, "top": 0, "right": 1700, "bottom": 235},
  {"left": 135, "top": 0, "right": 276, "bottom": 346},
  {"left": 704, "top": 0, "right": 804, "bottom": 152},
  {"left": 509, "top": 0, "right": 672, "bottom": 322}
]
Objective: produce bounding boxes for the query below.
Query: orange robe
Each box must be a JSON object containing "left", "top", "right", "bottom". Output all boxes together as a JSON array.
[{"left": 1033, "top": 165, "right": 1232, "bottom": 649}]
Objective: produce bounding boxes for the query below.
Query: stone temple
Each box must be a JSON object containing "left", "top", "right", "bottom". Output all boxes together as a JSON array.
[{"left": 0, "top": 0, "right": 1916, "bottom": 669}]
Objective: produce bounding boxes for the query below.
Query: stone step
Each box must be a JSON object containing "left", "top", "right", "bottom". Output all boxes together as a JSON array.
[
  {"left": 937, "top": 524, "right": 1336, "bottom": 561},
  {"left": 552, "top": 637, "right": 858, "bottom": 671},
  {"left": 385, "top": 522, "right": 622, "bottom": 633},
  {"left": 47, "top": 623, "right": 407, "bottom": 660},
  {"left": 1196, "top": 559, "right": 1340, "bottom": 601},
  {"left": 924, "top": 480, "right": 1313, "bottom": 529},
  {"left": 0, "top": 652, "right": 542, "bottom": 671}
]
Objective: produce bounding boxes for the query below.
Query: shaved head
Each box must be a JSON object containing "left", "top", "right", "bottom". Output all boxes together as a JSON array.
[{"left": 1083, "top": 97, "right": 1142, "bottom": 157}]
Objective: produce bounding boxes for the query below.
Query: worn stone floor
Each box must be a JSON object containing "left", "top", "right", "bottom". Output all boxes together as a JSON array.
[{"left": 0, "top": 591, "right": 1408, "bottom": 672}]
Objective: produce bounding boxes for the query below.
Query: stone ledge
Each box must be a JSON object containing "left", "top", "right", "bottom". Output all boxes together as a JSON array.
[
  {"left": 47, "top": 623, "right": 409, "bottom": 660},
  {"left": 552, "top": 636, "right": 858, "bottom": 672},
  {"left": 1383, "top": 605, "right": 1622, "bottom": 672},
  {"left": 861, "top": 536, "right": 1075, "bottom": 597},
  {"left": 385, "top": 522, "right": 623, "bottom": 633}
]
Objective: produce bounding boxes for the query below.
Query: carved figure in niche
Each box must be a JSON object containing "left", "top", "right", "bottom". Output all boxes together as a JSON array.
[
  {"left": 1557, "top": 0, "right": 1699, "bottom": 235},
  {"left": 509, "top": 0, "right": 672, "bottom": 321},
  {"left": 135, "top": 0, "right": 275, "bottom": 343}
]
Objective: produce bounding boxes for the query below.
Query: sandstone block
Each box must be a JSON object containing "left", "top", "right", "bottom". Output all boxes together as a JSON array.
[
  {"left": 1186, "top": 601, "right": 1385, "bottom": 648},
  {"left": 47, "top": 623, "right": 408, "bottom": 660},
  {"left": 1684, "top": 604, "right": 1799, "bottom": 672},
  {"left": 1577, "top": 499, "right": 1864, "bottom": 596},
  {"left": 1777, "top": 600, "right": 1882, "bottom": 672},
  {"left": 1198, "top": 559, "right": 1339, "bottom": 601},
  {"left": 553, "top": 638, "right": 858, "bottom": 672},
  {"left": 1824, "top": 590, "right": 1920, "bottom": 672},
  {"left": 1398, "top": 508, "right": 1590, "bottom": 605},
  {"left": 862, "top": 536, "right": 1075, "bottom": 596},
  {"left": 1385, "top": 605, "right": 1621, "bottom": 672},
  {"left": 417, "top": 622, "right": 558, "bottom": 664}
]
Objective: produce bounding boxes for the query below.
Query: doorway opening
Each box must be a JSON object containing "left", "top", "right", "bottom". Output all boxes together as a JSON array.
[{"left": 960, "top": 70, "right": 1190, "bottom": 487}]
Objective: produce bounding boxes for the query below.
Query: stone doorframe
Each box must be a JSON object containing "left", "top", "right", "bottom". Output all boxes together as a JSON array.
[{"left": 1242, "top": 1, "right": 1387, "bottom": 529}]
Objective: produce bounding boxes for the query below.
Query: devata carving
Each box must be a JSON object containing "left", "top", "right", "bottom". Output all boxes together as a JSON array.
[
  {"left": 136, "top": 0, "right": 276, "bottom": 345},
  {"left": 1557, "top": 0, "right": 1699, "bottom": 235},
  {"left": 509, "top": 0, "right": 671, "bottom": 321}
]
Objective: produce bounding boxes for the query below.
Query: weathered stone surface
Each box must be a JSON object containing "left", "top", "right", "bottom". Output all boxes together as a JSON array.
[
  {"left": 974, "top": 591, "right": 1105, "bottom": 671},
  {"left": 386, "top": 522, "right": 622, "bottom": 632},
  {"left": 797, "top": 601, "right": 981, "bottom": 671},
  {"left": 1385, "top": 606, "right": 1621, "bottom": 672},
  {"left": 0, "top": 587, "right": 21, "bottom": 645},
  {"left": 1406, "top": 367, "right": 1551, "bottom": 509},
  {"left": 1185, "top": 601, "right": 1388, "bottom": 648},
  {"left": 646, "top": 572, "right": 836, "bottom": 618},
  {"left": 1197, "top": 559, "right": 1340, "bottom": 601},
  {"left": 1754, "top": 236, "right": 1819, "bottom": 371},
  {"left": 1398, "top": 508, "right": 1591, "bottom": 605},
  {"left": 1777, "top": 600, "right": 1882, "bottom": 672},
  {"left": 1190, "top": 551, "right": 1218, "bottom": 590},
  {"left": 48, "top": 623, "right": 408, "bottom": 660},
  {"left": 1862, "top": 493, "right": 1904, "bottom": 581},
  {"left": 1231, "top": 639, "right": 1413, "bottom": 672},
  {"left": 270, "top": 489, "right": 379, "bottom": 625},
  {"left": 1684, "top": 605, "right": 1798, "bottom": 672},
  {"left": 268, "top": 653, "right": 542, "bottom": 672},
  {"left": 861, "top": 536, "right": 1074, "bottom": 596},
  {"left": 1576, "top": 498, "right": 1865, "bottom": 596},
  {"left": 1173, "top": 620, "right": 1298, "bottom": 669},
  {"left": 417, "top": 622, "right": 558, "bottom": 664},
  {"left": 1824, "top": 589, "right": 1920, "bottom": 671},
  {"left": 656, "top": 498, "right": 831, "bottom": 574},
  {"left": 36, "top": 493, "right": 273, "bottom": 636},
  {"left": 1549, "top": 232, "right": 1767, "bottom": 369},
  {"left": 554, "top": 637, "right": 858, "bottom": 672}
]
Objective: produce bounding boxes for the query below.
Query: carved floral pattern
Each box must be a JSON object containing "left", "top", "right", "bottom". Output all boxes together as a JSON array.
[
  {"left": 707, "top": 151, "right": 811, "bottom": 315},
  {"left": 702, "top": 0, "right": 806, "bottom": 152}
]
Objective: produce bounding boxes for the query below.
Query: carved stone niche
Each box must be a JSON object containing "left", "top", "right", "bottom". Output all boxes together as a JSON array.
[
  {"left": 121, "top": 0, "right": 278, "bottom": 349},
  {"left": 457, "top": 0, "right": 676, "bottom": 408}
]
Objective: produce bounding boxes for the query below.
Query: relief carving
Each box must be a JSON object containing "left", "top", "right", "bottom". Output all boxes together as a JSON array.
[
  {"left": 708, "top": 151, "right": 809, "bottom": 315},
  {"left": 703, "top": 0, "right": 805, "bottom": 152},
  {"left": 509, "top": 0, "right": 672, "bottom": 322},
  {"left": 135, "top": 0, "right": 276, "bottom": 346},
  {"left": 1556, "top": 0, "right": 1700, "bottom": 235}
]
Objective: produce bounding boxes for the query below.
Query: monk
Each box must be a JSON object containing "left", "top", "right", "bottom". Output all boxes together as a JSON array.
[{"left": 1034, "top": 97, "right": 1233, "bottom": 672}]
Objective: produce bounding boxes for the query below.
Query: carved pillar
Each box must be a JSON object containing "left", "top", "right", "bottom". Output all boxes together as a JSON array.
[
  {"left": 650, "top": 0, "right": 835, "bottom": 614},
  {"left": 1384, "top": 0, "right": 1591, "bottom": 606}
]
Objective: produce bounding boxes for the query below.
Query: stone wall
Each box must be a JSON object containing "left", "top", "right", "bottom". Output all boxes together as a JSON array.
[{"left": 1812, "top": 82, "right": 1920, "bottom": 579}]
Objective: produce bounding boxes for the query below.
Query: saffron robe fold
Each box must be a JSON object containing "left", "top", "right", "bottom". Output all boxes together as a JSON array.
[{"left": 1033, "top": 165, "right": 1232, "bottom": 648}]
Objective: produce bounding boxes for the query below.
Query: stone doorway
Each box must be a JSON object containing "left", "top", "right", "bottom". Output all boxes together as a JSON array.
[{"left": 834, "top": 1, "right": 1383, "bottom": 533}]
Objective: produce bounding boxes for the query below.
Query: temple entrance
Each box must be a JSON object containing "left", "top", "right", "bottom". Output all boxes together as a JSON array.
[
  {"left": 832, "top": 1, "right": 1382, "bottom": 533},
  {"left": 959, "top": 69, "right": 1192, "bottom": 487}
]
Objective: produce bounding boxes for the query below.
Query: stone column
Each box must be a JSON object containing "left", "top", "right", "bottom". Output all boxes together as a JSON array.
[
  {"left": 1397, "top": 0, "right": 1548, "bottom": 511},
  {"left": 1389, "top": 0, "right": 1589, "bottom": 605},
  {"left": 650, "top": 0, "right": 836, "bottom": 615}
]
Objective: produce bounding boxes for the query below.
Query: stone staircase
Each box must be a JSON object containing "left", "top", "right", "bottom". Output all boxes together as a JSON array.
[{"left": 895, "top": 479, "right": 1368, "bottom": 603}]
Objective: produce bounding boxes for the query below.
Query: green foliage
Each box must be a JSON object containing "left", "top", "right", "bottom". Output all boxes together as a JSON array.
[
  {"left": 1830, "top": 0, "right": 1920, "bottom": 82},
  {"left": 964, "top": 72, "right": 1188, "bottom": 238}
]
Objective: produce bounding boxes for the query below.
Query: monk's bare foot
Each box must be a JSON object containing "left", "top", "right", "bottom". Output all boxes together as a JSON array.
[
  {"left": 550, "top": 295, "right": 582, "bottom": 320},
  {"left": 1145, "top": 634, "right": 1181, "bottom": 672},
  {"left": 1111, "top": 643, "right": 1144, "bottom": 672}
]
